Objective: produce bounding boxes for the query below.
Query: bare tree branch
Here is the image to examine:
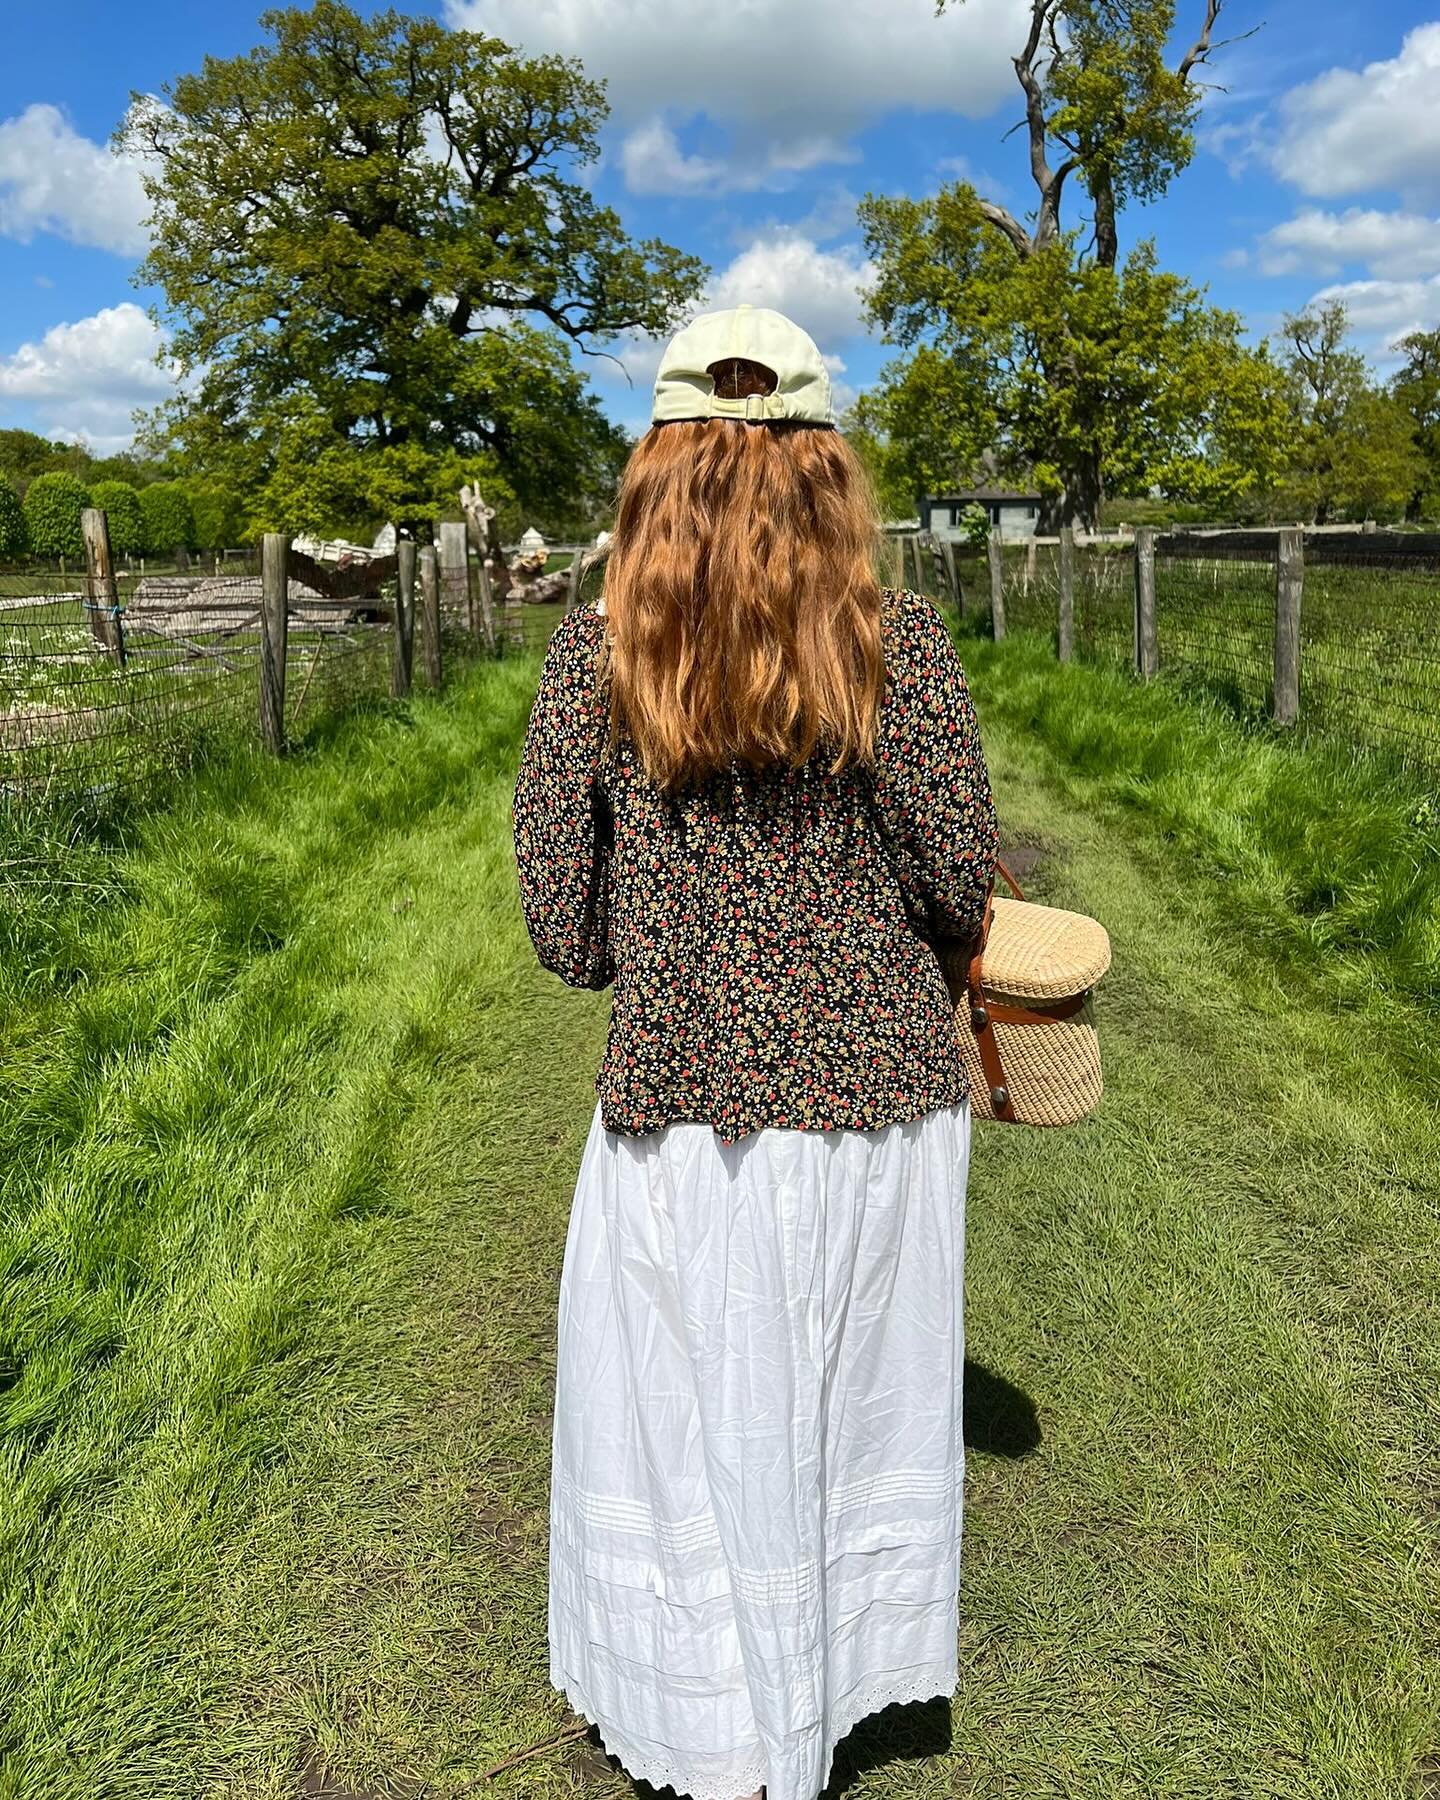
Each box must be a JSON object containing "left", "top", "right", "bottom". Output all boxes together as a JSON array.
[
  {"left": 1176, "top": 0, "right": 1223, "bottom": 81},
  {"left": 976, "top": 199, "right": 1034, "bottom": 257}
]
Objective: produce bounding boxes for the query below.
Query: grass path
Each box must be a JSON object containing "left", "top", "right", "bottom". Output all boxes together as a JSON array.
[{"left": 1, "top": 638, "right": 1436, "bottom": 1799}]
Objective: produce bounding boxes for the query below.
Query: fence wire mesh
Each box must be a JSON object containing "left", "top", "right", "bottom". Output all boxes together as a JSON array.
[
  {"left": 1, "top": 560, "right": 389, "bottom": 821},
  {"left": 970, "top": 530, "right": 1440, "bottom": 773},
  {"left": 1154, "top": 555, "right": 1276, "bottom": 716},
  {"left": 1297, "top": 551, "right": 1440, "bottom": 765}
]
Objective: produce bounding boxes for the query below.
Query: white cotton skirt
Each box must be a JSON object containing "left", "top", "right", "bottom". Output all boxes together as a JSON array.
[{"left": 547, "top": 1098, "right": 972, "bottom": 1800}]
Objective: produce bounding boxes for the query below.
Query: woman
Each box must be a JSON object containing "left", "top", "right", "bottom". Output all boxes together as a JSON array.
[{"left": 512, "top": 303, "right": 999, "bottom": 1800}]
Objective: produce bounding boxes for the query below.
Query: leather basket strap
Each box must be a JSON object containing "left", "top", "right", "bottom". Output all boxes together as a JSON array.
[
  {"left": 985, "top": 991, "right": 1090, "bottom": 1026},
  {"left": 966, "top": 882, "right": 1018, "bottom": 1122}
]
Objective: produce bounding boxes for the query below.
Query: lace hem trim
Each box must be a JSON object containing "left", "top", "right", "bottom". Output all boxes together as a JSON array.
[{"left": 553, "top": 1662, "right": 958, "bottom": 1800}]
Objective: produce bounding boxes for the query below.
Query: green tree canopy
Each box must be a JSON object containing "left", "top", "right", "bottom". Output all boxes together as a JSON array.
[
  {"left": 0, "top": 477, "right": 28, "bottom": 560},
  {"left": 0, "top": 430, "right": 168, "bottom": 490},
  {"left": 936, "top": 0, "right": 1241, "bottom": 270},
  {"left": 117, "top": 2, "right": 707, "bottom": 534},
  {"left": 837, "top": 413, "right": 918, "bottom": 524},
  {"left": 23, "top": 471, "right": 91, "bottom": 559},
  {"left": 857, "top": 191, "right": 1287, "bottom": 529},
  {"left": 91, "top": 480, "right": 146, "bottom": 558},
  {"left": 1278, "top": 303, "right": 1424, "bottom": 523},
  {"left": 185, "top": 482, "right": 251, "bottom": 553},
  {"left": 855, "top": 0, "right": 1283, "bottom": 528},
  {"left": 140, "top": 482, "right": 197, "bottom": 558},
  {"left": 1390, "top": 327, "right": 1440, "bottom": 518}
]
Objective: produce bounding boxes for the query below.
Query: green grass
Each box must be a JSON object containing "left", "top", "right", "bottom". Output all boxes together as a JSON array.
[
  {"left": 970, "top": 544, "right": 1440, "bottom": 772},
  {"left": 1, "top": 630, "right": 1437, "bottom": 1798}
]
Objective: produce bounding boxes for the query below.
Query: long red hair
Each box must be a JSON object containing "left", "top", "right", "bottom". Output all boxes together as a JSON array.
[{"left": 600, "top": 363, "right": 886, "bottom": 792}]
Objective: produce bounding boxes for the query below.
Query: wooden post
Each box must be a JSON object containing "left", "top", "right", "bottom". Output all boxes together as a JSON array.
[
  {"left": 939, "top": 536, "right": 962, "bottom": 616},
  {"left": 565, "top": 548, "right": 586, "bottom": 613},
  {"left": 1274, "top": 528, "right": 1303, "bottom": 727},
  {"left": 987, "top": 529, "right": 1007, "bottom": 641},
  {"left": 457, "top": 487, "right": 501, "bottom": 652},
  {"left": 419, "top": 545, "right": 443, "bottom": 689},
  {"left": 1133, "top": 526, "right": 1158, "bottom": 678},
  {"left": 901, "top": 533, "right": 917, "bottom": 594},
  {"left": 438, "top": 521, "right": 471, "bottom": 636},
  {"left": 392, "top": 538, "right": 416, "bottom": 699},
  {"left": 888, "top": 533, "right": 903, "bottom": 589},
  {"left": 80, "top": 507, "right": 126, "bottom": 666},
  {"left": 505, "top": 554, "right": 526, "bottom": 652},
  {"left": 1057, "top": 525, "right": 1075, "bottom": 664},
  {"left": 259, "top": 532, "right": 290, "bottom": 754},
  {"left": 927, "top": 534, "right": 946, "bottom": 602}
]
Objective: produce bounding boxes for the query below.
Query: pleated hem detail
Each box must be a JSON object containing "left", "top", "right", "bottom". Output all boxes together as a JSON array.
[{"left": 551, "top": 1663, "right": 960, "bottom": 1800}]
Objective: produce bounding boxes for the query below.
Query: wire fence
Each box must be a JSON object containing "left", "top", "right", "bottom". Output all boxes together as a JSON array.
[
  {"left": 889, "top": 526, "right": 1440, "bottom": 776},
  {"left": 1, "top": 517, "right": 610, "bottom": 857},
  {"left": 1, "top": 560, "right": 390, "bottom": 817}
]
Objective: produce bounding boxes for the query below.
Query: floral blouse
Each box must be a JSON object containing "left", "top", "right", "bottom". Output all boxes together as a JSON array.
[{"left": 511, "top": 586, "right": 999, "bottom": 1144}]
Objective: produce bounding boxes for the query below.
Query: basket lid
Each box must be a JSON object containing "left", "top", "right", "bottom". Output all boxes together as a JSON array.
[{"left": 982, "top": 896, "right": 1111, "bottom": 1001}]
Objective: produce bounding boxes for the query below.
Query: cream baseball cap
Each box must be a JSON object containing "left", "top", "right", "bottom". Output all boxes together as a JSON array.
[{"left": 651, "top": 302, "right": 835, "bottom": 426}]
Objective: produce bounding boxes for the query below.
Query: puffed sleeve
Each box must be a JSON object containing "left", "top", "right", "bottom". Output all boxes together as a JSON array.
[
  {"left": 512, "top": 610, "right": 616, "bottom": 990},
  {"left": 867, "top": 591, "right": 999, "bottom": 949}
]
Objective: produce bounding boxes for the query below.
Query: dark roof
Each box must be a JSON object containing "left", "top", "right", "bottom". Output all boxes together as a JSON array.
[{"left": 929, "top": 484, "right": 1042, "bottom": 503}]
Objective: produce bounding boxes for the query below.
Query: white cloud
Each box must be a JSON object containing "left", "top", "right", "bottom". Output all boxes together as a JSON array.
[
  {"left": 445, "top": 0, "right": 1026, "bottom": 192},
  {"left": 0, "top": 104, "right": 149, "bottom": 255},
  {"left": 593, "top": 232, "right": 876, "bottom": 404},
  {"left": 0, "top": 303, "right": 179, "bottom": 452},
  {"left": 617, "top": 119, "right": 859, "bottom": 195},
  {"left": 1252, "top": 207, "right": 1440, "bottom": 279},
  {"left": 1304, "top": 276, "right": 1440, "bottom": 352},
  {"left": 705, "top": 235, "right": 877, "bottom": 341},
  {"left": 1271, "top": 24, "right": 1440, "bottom": 205}
]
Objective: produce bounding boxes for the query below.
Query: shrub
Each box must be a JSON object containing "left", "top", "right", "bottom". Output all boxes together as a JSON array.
[
  {"left": 90, "top": 480, "right": 146, "bottom": 559},
  {"left": 0, "top": 476, "right": 27, "bottom": 559},
  {"left": 186, "top": 482, "right": 249, "bottom": 553},
  {"left": 23, "top": 471, "right": 91, "bottom": 559},
  {"left": 139, "top": 481, "right": 196, "bottom": 558}
]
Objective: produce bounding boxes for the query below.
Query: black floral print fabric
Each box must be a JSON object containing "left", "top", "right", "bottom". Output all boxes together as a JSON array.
[{"left": 512, "top": 587, "right": 1000, "bottom": 1144}]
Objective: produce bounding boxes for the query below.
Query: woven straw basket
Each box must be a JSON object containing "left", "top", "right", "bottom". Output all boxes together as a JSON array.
[{"left": 942, "top": 863, "right": 1112, "bottom": 1128}]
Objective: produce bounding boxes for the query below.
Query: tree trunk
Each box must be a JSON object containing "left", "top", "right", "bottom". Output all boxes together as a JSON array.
[
  {"left": 1067, "top": 455, "right": 1104, "bottom": 536},
  {"left": 1089, "top": 160, "right": 1119, "bottom": 270}
]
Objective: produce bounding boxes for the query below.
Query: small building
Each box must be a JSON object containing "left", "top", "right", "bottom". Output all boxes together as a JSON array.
[{"left": 920, "top": 484, "right": 1042, "bottom": 543}]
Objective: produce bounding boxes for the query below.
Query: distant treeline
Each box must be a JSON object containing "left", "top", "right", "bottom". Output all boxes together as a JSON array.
[{"left": 0, "top": 430, "right": 248, "bottom": 561}]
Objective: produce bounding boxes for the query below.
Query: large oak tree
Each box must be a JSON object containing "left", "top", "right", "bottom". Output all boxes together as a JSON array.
[
  {"left": 855, "top": 0, "right": 1288, "bottom": 529},
  {"left": 118, "top": 3, "right": 708, "bottom": 536}
]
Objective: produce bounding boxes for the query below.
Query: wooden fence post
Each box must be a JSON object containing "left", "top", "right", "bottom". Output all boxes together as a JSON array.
[
  {"left": 505, "top": 558, "right": 526, "bottom": 653},
  {"left": 1057, "top": 525, "right": 1075, "bottom": 664},
  {"left": 888, "top": 533, "right": 904, "bottom": 589},
  {"left": 259, "top": 532, "right": 290, "bottom": 754},
  {"left": 939, "top": 536, "right": 962, "bottom": 616},
  {"left": 392, "top": 538, "right": 416, "bottom": 699},
  {"left": 900, "top": 529, "right": 921, "bottom": 594},
  {"left": 987, "top": 529, "right": 1007, "bottom": 641},
  {"left": 438, "top": 521, "right": 471, "bottom": 639},
  {"left": 565, "top": 547, "right": 586, "bottom": 612},
  {"left": 419, "top": 545, "right": 443, "bottom": 689},
  {"left": 80, "top": 507, "right": 126, "bottom": 666},
  {"left": 474, "top": 545, "right": 499, "bottom": 653},
  {"left": 1274, "top": 528, "right": 1303, "bottom": 727},
  {"left": 1133, "top": 526, "right": 1158, "bottom": 679}
]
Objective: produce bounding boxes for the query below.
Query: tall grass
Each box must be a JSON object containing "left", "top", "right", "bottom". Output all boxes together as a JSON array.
[{"left": 960, "top": 632, "right": 1440, "bottom": 1011}]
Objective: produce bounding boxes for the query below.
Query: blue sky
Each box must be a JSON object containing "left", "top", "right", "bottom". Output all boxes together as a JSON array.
[{"left": 3, "top": 0, "right": 1439, "bottom": 455}]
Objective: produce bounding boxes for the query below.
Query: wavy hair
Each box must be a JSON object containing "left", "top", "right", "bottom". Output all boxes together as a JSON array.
[{"left": 600, "top": 364, "right": 886, "bottom": 792}]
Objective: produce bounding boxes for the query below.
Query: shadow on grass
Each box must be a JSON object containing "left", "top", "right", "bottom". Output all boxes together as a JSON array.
[{"left": 963, "top": 1359, "right": 1042, "bottom": 1459}]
